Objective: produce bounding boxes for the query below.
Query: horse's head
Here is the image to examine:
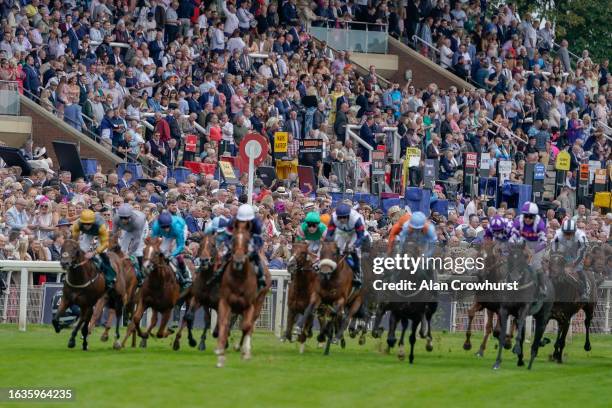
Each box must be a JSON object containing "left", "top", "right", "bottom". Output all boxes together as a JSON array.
[
  {"left": 231, "top": 229, "right": 250, "bottom": 270},
  {"left": 505, "top": 242, "right": 531, "bottom": 283},
  {"left": 60, "top": 239, "right": 83, "bottom": 270},
  {"left": 548, "top": 252, "right": 567, "bottom": 278},
  {"left": 143, "top": 236, "right": 162, "bottom": 274},
  {"left": 198, "top": 235, "right": 215, "bottom": 270},
  {"left": 318, "top": 241, "right": 341, "bottom": 275}
]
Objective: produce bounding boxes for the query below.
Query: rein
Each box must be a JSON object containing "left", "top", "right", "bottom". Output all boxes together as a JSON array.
[{"left": 65, "top": 259, "right": 101, "bottom": 289}]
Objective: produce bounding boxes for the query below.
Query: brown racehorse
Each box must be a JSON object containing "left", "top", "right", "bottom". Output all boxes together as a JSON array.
[
  {"left": 119, "top": 237, "right": 180, "bottom": 349},
  {"left": 89, "top": 235, "right": 138, "bottom": 348},
  {"left": 463, "top": 243, "right": 514, "bottom": 356},
  {"left": 173, "top": 234, "right": 221, "bottom": 352},
  {"left": 296, "top": 241, "right": 362, "bottom": 355},
  {"left": 284, "top": 241, "right": 319, "bottom": 353},
  {"left": 52, "top": 239, "right": 107, "bottom": 350},
  {"left": 215, "top": 223, "right": 271, "bottom": 368},
  {"left": 547, "top": 252, "right": 598, "bottom": 363}
]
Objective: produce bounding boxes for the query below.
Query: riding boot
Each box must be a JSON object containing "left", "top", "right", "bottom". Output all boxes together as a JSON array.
[
  {"left": 351, "top": 251, "right": 362, "bottom": 289},
  {"left": 136, "top": 256, "right": 144, "bottom": 286},
  {"left": 97, "top": 252, "right": 115, "bottom": 290},
  {"left": 250, "top": 251, "right": 266, "bottom": 290},
  {"left": 536, "top": 271, "right": 547, "bottom": 301},
  {"left": 177, "top": 255, "right": 192, "bottom": 289}
]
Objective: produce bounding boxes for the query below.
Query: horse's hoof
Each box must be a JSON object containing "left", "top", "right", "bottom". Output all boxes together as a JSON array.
[
  {"left": 188, "top": 338, "right": 197, "bottom": 348},
  {"left": 82, "top": 342, "right": 88, "bottom": 351},
  {"left": 52, "top": 320, "right": 62, "bottom": 334},
  {"left": 503, "top": 342, "right": 512, "bottom": 350},
  {"left": 100, "top": 333, "right": 109, "bottom": 342},
  {"left": 113, "top": 341, "right": 122, "bottom": 350},
  {"left": 512, "top": 344, "right": 522, "bottom": 355},
  {"left": 409, "top": 356, "right": 414, "bottom": 364},
  {"left": 463, "top": 342, "right": 472, "bottom": 351},
  {"left": 349, "top": 329, "right": 357, "bottom": 338},
  {"left": 517, "top": 359, "right": 525, "bottom": 367},
  {"left": 541, "top": 337, "right": 551, "bottom": 346},
  {"left": 492, "top": 362, "right": 501, "bottom": 370},
  {"left": 233, "top": 343, "right": 241, "bottom": 352},
  {"left": 528, "top": 362, "right": 534, "bottom": 370},
  {"left": 241, "top": 351, "right": 252, "bottom": 360},
  {"left": 358, "top": 336, "right": 366, "bottom": 346},
  {"left": 316, "top": 334, "right": 326, "bottom": 343},
  {"left": 584, "top": 343, "right": 591, "bottom": 352},
  {"left": 425, "top": 343, "right": 433, "bottom": 352},
  {"left": 398, "top": 348, "right": 406, "bottom": 361},
  {"left": 139, "top": 338, "right": 147, "bottom": 348},
  {"left": 173, "top": 340, "right": 180, "bottom": 351},
  {"left": 299, "top": 343, "right": 305, "bottom": 354},
  {"left": 340, "top": 338, "right": 346, "bottom": 349},
  {"left": 67, "top": 338, "right": 76, "bottom": 349},
  {"left": 198, "top": 341, "right": 206, "bottom": 352},
  {"left": 475, "top": 350, "right": 484, "bottom": 358},
  {"left": 292, "top": 326, "right": 302, "bottom": 338},
  {"left": 317, "top": 342, "right": 324, "bottom": 348},
  {"left": 216, "top": 356, "right": 225, "bottom": 368}
]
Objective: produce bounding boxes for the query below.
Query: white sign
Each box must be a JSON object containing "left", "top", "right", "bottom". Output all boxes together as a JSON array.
[
  {"left": 480, "top": 153, "right": 490, "bottom": 170},
  {"left": 498, "top": 160, "right": 512, "bottom": 184},
  {"left": 588, "top": 160, "right": 601, "bottom": 184},
  {"left": 245, "top": 139, "right": 262, "bottom": 159}
]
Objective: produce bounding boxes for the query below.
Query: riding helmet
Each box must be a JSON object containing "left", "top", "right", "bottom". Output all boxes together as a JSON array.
[
  {"left": 490, "top": 214, "right": 506, "bottom": 231},
  {"left": 305, "top": 211, "right": 321, "bottom": 224},
  {"left": 335, "top": 204, "right": 351, "bottom": 218},
  {"left": 236, "top": 204, "right": 255, "bottom": 221},
  {"left": 521, "top": 201, "right": 539, "bottom": 215},
  {"left": 80, "top": 209, "right": 96, "bottom": 224},
  {"left": 561, "top": 219, "right": 576, "bottom": 234},
  {"left": 117, "top": 203, "right": 133, "bottom": 218},
  {"left": 408, "top": 211, "right": 427, "bottom": 229},
  {"left": 158, "top": 211, "right": 173, "bottom": 227}
]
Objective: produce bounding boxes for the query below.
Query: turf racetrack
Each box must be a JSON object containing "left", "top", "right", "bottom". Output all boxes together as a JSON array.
[{"left": 1, "top": 325, "right": 611, "bottom": 407}]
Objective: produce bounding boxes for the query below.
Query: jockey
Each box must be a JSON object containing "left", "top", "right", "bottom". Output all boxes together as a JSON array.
[
  {"left": 510, "top": 201, "right": 548, "bottom": 298},
  {"left": 204, "top": 215, "right": 231, "bottom": 256},
  {"left": 552, "top": 219, "right": 589, "bottom": 300},
  {"left": 398, "top": 211, "right": 437, "bottom": 257},
  {"left": 151, "top": 211, "right": 191, "bottom": 289},
  {"left": 225, "top": 204, "right": 267, "bottom": 289},
  {"left": 111, "top": 204, "right": 148, "bottom": 281},
  {"left": 325, "top": 203, "right": 365, "bottom": 288},
  {"left": 484, "top": 214, "right": 512, "bottom": 243},
  {"left": 296, "top": 211, "right": 327, "bottom": 252},
  {"left": 70, "top": 209, "right": 115, "bottom": 289}
]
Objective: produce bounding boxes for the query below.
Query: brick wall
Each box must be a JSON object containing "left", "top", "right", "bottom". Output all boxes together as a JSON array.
[{"left": 20, "top": 101, "right": 117, "bottom": 172}]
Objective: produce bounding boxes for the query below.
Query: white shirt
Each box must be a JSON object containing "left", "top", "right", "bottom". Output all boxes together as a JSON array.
[{"left": 222, "top": 2, "right": 239, "bottom": 35}]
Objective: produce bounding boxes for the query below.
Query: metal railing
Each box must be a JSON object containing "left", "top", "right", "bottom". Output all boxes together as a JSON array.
[
  {"left": 0, "top": 80, "right": 20, "bottom": 115},
  {"left": 484, "top": 117, "right": 526, "bottom": 145},
  {"left": 309, "top": 19, "right": 389, "bottom": 54},
  {"left": 411, "top": 34, "right": 441, "bottom": 63}
]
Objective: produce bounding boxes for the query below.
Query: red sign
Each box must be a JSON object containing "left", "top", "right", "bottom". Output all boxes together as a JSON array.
[
  {"left": 297, "top": 165, "right": 316, "bottom": 194},
  {"left": 185, "top": 134, "right": 197, "bottom": 153},
  {"left": 183, "top": 161, "right": 217, "bottom": 176},
  {"left": 237, "top": 132, "right": 269, "bottom": 173},
  {"left": 465, "top": 152, "right": 478, "bottom": 169},
  {"left": 580, "top": 164, "right": 589, "bottom": 181}
]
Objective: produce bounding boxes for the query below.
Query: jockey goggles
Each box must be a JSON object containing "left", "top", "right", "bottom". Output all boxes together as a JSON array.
[
  {"left": 307, "top": 222, "right": 318, "bottom": 228},
  {"left": 523, "top": 214, "right": 535, "bottom": 219}
]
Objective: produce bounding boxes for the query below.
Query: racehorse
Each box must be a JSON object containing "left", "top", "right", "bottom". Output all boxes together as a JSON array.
[
  {"left": 380, "top": 237, "right": 438, "bottom": 363},
  {"left": 463, "top": 242, "right": 514, "bottom": 356},
  {"left": 173, "top": 234, "right": 221, "bottom": 352},
  {"left": 52, "top": 239, "right": 108, "bottom": 350},
  {"left": 295, "top": 240, "right": 363, "bottom": 355},
  {"left": 119, "top": 237, "right": 180, "bottom": 349},
  {"left": 493, "top": 242, "right": 554, "bottom": 370},
  {"left": 284, "top": 241, "right": 319, "bottom": 353},
  {"left": 215, "top": 223, "right": 271, "bottom": 368},
  {"left": 546, "top": 251, "right": 598, "bottom": 363},
  {"left": 89, "top": 235, "right": 138, "bottom": 348}
]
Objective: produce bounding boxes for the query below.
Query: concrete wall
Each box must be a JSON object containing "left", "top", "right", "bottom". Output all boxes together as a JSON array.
[
  {"left": 19, "top": 96, "right": 122, "bottom": 172},
  {"left": 0, "top": 115, "right": 32, "bottom": 148},
  {"left": 351, "top": 52, "right": 398, "bottom": 79},
  {"left": 387, "top": 37, "right": 475, "bottom": 90}
]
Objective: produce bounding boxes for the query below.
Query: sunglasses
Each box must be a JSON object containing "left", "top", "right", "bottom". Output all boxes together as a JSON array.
[
  {"left": 524, "top": 214, "right": 535, "bottom": 219},
  {"left": 307, "top": 222, "right": 318, "bottom": 227}
]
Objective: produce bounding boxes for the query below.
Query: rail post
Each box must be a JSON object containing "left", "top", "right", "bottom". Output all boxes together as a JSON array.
[{"left": 19, "top": 267, "right": 28, "bottom": 331}]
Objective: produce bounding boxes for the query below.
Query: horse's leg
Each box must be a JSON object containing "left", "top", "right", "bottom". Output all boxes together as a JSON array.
[
  {"left": 371, "top": 305, "right": 385, "bottom": 338},
  {"left": 81, "top": 307, "right": 94, "bottom": 351},
  {"left": 294, "top": 295, "right": 318, "bottom": 337},
  {"left": 584, "top": 305, "right": 594, "bottom": 352},
  {"left": 51, "top": 295, "right": 69, "bottom": 334},
  {"left": 120, "top": 296, "right": 144, "bottom": 349},
  {"left": 512, "top": 307, "right": 528, "bottom": 358},
  {"left": 283, "top": 308, "right": 296, "bottom": 342},
  {"left": 215, "top": 299, "right": 231, "bottom": 368},
  {"left": 516, "top": 324, "right": 526, "bottom": 367},
  {"left": 528, "top": 315, "right": 547, "bottom": 370},
  {"left": 67, "top": 314, "right": 84, "bottom": 349},
  {"left": 408, "top": 317, "right": 419, "bottom": 364},
  {"left": 101, "top": 308, "right": 115, "bottom": 342},
  {"left": 172, "top": 312, "right": 188, "bottom": 351},
  {"left": 424, "top": 304, "right": 435, "bottom": 352},
  {"left": 323, "top": 317, "right": 335, "bottom": 356},
  {"left": 336, "top": 297, "right": 358, "bottom": 343},
  {"left": 552, "top": 320, "right": 563, "bottom": 362},
  {"left": 198, "top": 307, "right": 210, "bottom": 351},
  {"left": 156, "top": 309, "right": 172, "bottom": 338},
  {"left": 398, "top": 317, "right": 408, "bottom": 361},
  {"left": 386, "top": 312, "right": 398, "bottom": 352},
  {"left": 183, "top": 298, "right": 199, "bottom": 348},
  {"left": 556, "top": 320, "right": 570, "bottom": 364},
  {"left": 477, "top": 309, "right": 494, "bottom": 358},
  {"left": 463, "top": 302, "right": 481, "bottom": 351},
  {"left": 241, "top": 305, "right": 256, "bottom": 360},
  {"left": 298, "top": 313, "right": 313, "bottom": 354},
  {"left": 492, "top": 307, "right": 508, "bottom": 370},
  {"left": 113, "top": 302, "right": 124, "bottom": 350},
  {"left": 89, "top": 296, "right": 105, "bottom": 337}
]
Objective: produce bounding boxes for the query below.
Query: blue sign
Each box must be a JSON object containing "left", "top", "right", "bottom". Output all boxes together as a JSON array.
[{"left": 534, "top": 163, "right": 546, "bottom": 180}]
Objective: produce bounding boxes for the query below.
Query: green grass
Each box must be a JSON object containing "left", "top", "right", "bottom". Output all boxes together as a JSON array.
[{"left": 0, "top": 325, "right": 611, "bottom": 408}]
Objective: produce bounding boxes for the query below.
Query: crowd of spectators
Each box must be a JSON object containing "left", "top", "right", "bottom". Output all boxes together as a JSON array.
[{"left": 0, "top": 0, "right": 610, "bottom": 287}]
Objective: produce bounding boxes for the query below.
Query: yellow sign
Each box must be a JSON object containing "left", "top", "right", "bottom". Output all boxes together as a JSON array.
[
  {"left": 274, "top": 132, "right": 288, "bottom": 154},
  {"left": 275, "top": 159, "right": 298, "bottom": 180},
  {"left": 406, "top": 147, "right": 421, "bottom": 167},
  {"left": 555, "top": 150, "right": 571, "bottom": 171},
  {"left": 219, "top": 161, "right": 236, "bottom": 181},
  {"left": 594, "top": 169, "right": 608, "bottom": 184}
]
